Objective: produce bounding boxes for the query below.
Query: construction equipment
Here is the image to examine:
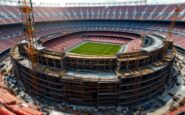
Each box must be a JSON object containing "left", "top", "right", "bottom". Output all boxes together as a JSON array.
[
  {"left": 19, "top": 0, "right": 38, "bottom": 96},
  {"left": 163, "top": 6, "right": 181, "bottom": 56},
  {"left": 166, "top": 6, "right": 181, "bottom": 41}
]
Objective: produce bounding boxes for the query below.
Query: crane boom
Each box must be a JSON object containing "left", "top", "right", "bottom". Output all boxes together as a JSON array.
[
  {"left": 166, "top": 6, "right": 181, "bottom": 41},
  {"left": 19, "top": 0, "right": 38, "bottom": 95}
]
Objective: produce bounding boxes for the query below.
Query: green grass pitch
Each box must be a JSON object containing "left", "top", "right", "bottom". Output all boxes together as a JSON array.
[{"left": 69, "top": 42, "right": 122, "bottom": 56}]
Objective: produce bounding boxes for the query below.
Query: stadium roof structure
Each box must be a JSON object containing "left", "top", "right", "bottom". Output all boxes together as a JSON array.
[
  {"left": 0, "top": 0, "right": 184, "bottom": 7},
  {"left": 65, "top": 0, "right": 147, "bottom": 7}
]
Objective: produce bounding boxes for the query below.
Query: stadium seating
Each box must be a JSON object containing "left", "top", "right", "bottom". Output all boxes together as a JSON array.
[
  {"left": 0, "top": 89, "right": 20, "bottom": 104},
  {"left": 0, "top": 20, "right": 184, "bottom": 53},
  {"left": 126, "top": 39, "right": 141, "bottom": 52},
  {"left": 43, "top": 31, "right": 142, "bottom": 51},
  {"left": 0, "top": 106, "right": 16, "bottom": 115},
  {"left": 44, "top": 35, "right": 84, "bottom": 51},
  {"left": 7, "top": 105, "right": 43, "bottom": 115},
  {"left": 0, "top": 73, "right": 43, "bottom": 115},
  {"left": 0, "top": 3, "right": 184, "bottom": 53},
  {"left": 0, "top": 4, "right": 184, "bottom": 25},
  {"left": 84, "top": 37, "right": 129, "bottom": 44},
  {"left": 82, "top": 32, "right": 136, "bottom": 44}
]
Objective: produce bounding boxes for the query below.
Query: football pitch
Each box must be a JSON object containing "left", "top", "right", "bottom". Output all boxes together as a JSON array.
[{"left": 68, "top": 42, "right": 122, "bottom": 56}]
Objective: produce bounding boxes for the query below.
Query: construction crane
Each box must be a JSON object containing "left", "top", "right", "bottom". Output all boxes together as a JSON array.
[
  {"left": 163, "top": 6, "right": 181, "bottom": 56},
  {"left": 19, "top": 0, "right": 38, "bottom": 96},
  {"left": 166, "top": 6, "right": 181, "bottom": 41}
]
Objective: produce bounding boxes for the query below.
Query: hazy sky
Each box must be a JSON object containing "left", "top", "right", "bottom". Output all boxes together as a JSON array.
[{"left": 31, "top": 0, "right": 185, "bottom": 5}]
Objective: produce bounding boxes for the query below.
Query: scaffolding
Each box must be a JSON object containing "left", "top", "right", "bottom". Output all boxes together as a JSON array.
[{"left": 11, "top": 34, "right": 175, "bottom": 106}]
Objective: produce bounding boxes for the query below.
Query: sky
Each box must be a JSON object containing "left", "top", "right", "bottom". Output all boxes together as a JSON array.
[{"left": 31, "top": 0, "right": 185, "bottom": 5}]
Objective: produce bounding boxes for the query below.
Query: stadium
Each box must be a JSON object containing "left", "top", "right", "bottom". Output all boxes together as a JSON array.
[{"left": 0, "top": 0, "right": 185, "bottom": 114}]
